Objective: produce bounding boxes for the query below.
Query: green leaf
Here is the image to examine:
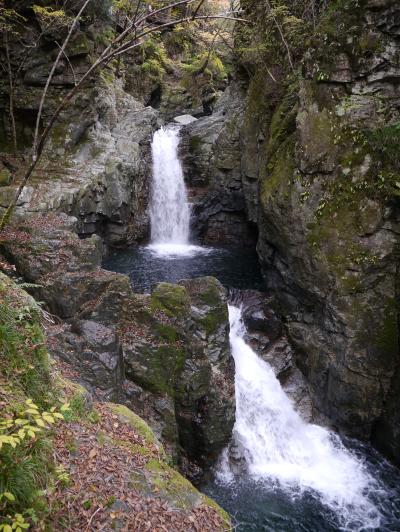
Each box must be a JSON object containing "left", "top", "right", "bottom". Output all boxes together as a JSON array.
[
  {"left": 25, "top": 408, "right": 39, "bottom": 415},
  {"left": 14, "top": 419, "right": 29, "bottom": 426},
  {"left": 3, "top": 491, "right": 15, "bottom": 501}
]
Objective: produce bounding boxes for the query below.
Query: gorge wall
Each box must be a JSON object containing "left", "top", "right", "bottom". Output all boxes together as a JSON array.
[{"left": 181, "top": 0, "right": 400, "bottom": 464}]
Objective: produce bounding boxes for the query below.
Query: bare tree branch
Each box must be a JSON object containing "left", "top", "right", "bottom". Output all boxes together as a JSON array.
[
  {"left": 55, "top": 41, "right": 77, "bottom": 86},
  {"left": 4, "top": 30, "right": 17, "bottom": 153},
  {"left": 32, "top": 0, "right": 92, "bottom": 161},
  {"left": 191, "top": 0, "right": 206, "bottom": 20},
  {"left": 0, "top": 0, "right": 247, "bottom": 231},
  {"left": 265, "top": 0, "right": 294, "bottom": 73}
]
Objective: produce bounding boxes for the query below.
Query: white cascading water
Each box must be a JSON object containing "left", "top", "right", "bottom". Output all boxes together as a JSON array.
[
  {"left": 221, "top": 305, "right": 382, "bottom": 530},
  {"left": 149, "top": 126, "right": 192, "bottom": 255}
]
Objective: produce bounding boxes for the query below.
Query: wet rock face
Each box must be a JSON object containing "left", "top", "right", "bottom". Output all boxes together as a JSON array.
[
  {"left": 166, "top": 0, "right": 400, "bottom": 464},
  {"left": 179, "top": 83, "right": 258, "bottom": 246},
  {"left": 48, "top": 320, "right": 124, "bottom": 398},
  {"left": 176, "top": 277, "right": 235, "bottom": 463},
  {"left": 0, "top": 6, "right": 159, "bottom": 248},
  {"left": 0, "top": 86, "right": 159, "bottom": 247},
  {"left": 122, "top": 277, "right": 235, "bottom": 467}
]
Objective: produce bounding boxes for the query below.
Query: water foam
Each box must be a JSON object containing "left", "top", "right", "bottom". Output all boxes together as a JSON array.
[
  {"left": 222, "top": 305, "right": 382, "bottom": 530},
  {"left": 147, "top": 243, "right": 210, "bottom": 257}
]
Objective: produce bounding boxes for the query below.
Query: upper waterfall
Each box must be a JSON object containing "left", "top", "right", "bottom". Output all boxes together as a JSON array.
[{"left": 149, "top": 126, "right": 191, "bottom": 255}]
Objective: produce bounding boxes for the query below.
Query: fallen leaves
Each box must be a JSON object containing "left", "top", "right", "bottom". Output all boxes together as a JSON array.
[{"left": 48, "top": 398, "right": 229, "bottom": 531}]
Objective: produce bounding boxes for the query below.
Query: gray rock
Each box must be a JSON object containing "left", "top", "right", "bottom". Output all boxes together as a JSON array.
[
  {"left": 122, "top": 277, "right": 235, "bottom": 466},
  {"left": 174, "top": 114, "right": 198, "bottom": 125},
  {"left": 48, "top": 320, "right": 123, "bottom": 398},
  {"left": 179, "top": 82, "right": 257, "bottom": 245}
]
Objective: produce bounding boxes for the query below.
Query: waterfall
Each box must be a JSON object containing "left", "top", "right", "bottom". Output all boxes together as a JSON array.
[
  {"left": 221, "top": 305, "right": 382, "bottom": 530},
  {"left": 149, "top": 126, "right": 191, "bottom": 255}
]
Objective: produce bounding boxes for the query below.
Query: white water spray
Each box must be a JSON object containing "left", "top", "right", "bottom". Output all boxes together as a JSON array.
[
  {"left": 149, "top": 126, "right": 195, "bottom": 256},
  {"left": 222, "top": 305, "right": 382, "bottom": 530}
]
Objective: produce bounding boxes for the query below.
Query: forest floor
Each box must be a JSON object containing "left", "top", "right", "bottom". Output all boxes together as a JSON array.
[{"left": 45, "top": 358, "right": 231, "bottom": 532}]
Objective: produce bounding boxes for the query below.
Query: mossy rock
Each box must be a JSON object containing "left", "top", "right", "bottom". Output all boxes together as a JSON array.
[
  {"left": 127, "top": 343, "right": 186, "bottom": 396},
  {"left": 200, "top": 309, "right": 227, "bottom": 336},
  {"left": 130, "top": 458, "right": 230, "bottom": 528},
  {"left": 107, "top": 403, "right": 162, "bottom": 448},
  {"left": 190, "top": 135, "right": 203, "bottom": 153},
  {"left": 56, "top": 377, "right": 93, "bottom": 419},
  {"left": 0, "top": 272, "right": 51, "bottom": 406},
  {"left": 260, "top": 134, "right": 296, "bottom": 205},
  {"left": 66, "top": 31, "right": 94, "bottom": 57},
  {"left": 154, "top": 322, "right": 180, "bottom": 343},
  {"left": 0, "top": 168, "right": 11, "bottom": 187},
  {"left": 0, "top": 186, "right": 15, "bottom": 206},
  {"left": 180, "top": 277, "right": 229, "bottom": 336},
  {"left": 151, "top": 282, "right": 190, "bottom": 318}
]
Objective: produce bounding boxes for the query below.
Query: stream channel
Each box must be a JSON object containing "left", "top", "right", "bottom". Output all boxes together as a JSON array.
[{"left": 103, "top": 126, "right": 400, "bottom": 531}]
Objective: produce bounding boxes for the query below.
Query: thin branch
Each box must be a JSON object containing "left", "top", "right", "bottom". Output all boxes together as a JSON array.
[
  {"left": 135, "top": 0, "right": 196, "bottom": 26},
  {"left": 191, "top": 0, "right": 206, "bottom": 20},
  {"left": 32, "top": 0, "right": 92, "bottom": 160},
  {"left": 55, "top": 41, "right": 77, "bottom": 86},
  {"left": 265, "top": 0, "right": 294, "bottom": 72},
  {"left": 4, "top": 30, "right": 17, "bottom": 153},
  {"left": 112, "top": 13, "right": 247, "bottom": 58}
]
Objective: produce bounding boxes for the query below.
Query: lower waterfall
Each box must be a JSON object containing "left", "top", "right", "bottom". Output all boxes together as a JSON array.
[{"left": 213, "top": 305, "right": 398, "bottom": 531}]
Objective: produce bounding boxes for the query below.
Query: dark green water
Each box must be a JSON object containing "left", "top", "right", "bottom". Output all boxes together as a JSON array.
[{"left": 103, "top": 244, "right": 264, "bottom": 293}]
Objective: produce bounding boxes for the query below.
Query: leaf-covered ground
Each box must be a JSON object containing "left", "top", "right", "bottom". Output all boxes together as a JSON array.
[{"left": 47, "top": 362, "right": 230, "bottom": 532}]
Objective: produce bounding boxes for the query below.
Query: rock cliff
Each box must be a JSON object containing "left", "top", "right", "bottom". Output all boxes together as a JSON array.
[
  {"left": 180, "top": 0, "right": 400, "bottom": 464},
  {"left": 1, "top": 0, "right": 399, "bottom": 471}
]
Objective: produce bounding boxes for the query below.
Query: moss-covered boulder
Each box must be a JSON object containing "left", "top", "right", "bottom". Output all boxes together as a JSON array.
[
  {"left": 181, "top": 276, "right": 229, "bottom": 338},
  {"left": 104, "top": 404, "right": 230, "bottom": 527},
  {"left": 122, "top": 277, "right": 235, "bottom": 468},
  {"left": 175, "top": 277, "right": 235, "bottom": 465},
  {"left": 151, "top": 282, "right": 191, "bottom": 317}
]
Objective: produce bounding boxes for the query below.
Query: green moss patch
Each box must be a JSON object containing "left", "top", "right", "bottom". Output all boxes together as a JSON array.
[
  {"left": 107, "top": 404, "right": 160, "bottom": 447},
  {"left": 151, "top": 283, "right": 190, "bottom": 318},
  {"left": 261, "top": 134, "right": 296, "bottom": 205},
  {"left": 0, "top": 169, "right": 11, "bottom": 187},
  {"left": 0, "top": 272, "right": 51, "bottom": 406}
]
